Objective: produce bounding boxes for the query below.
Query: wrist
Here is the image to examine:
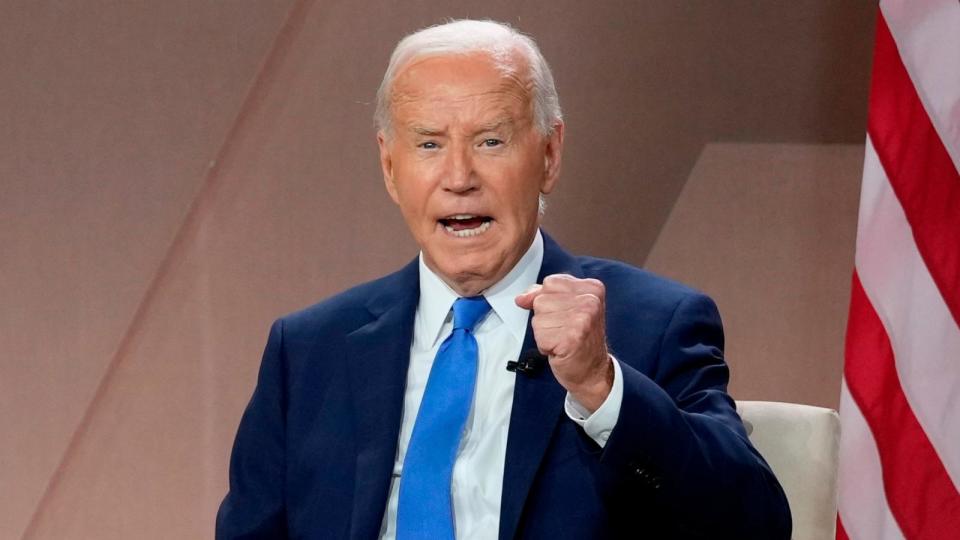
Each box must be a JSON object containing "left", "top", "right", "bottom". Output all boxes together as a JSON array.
[{"left": 568, "top": 355, "right": 615, "bottom": 413}]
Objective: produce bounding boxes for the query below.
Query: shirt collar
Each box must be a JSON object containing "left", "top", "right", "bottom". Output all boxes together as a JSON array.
[{"left": 417, "top": 229, "right": 544, "bottom": 345}]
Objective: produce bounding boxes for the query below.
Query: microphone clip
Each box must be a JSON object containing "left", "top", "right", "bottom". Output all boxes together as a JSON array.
[{"left": 506, "top": 350, "right": 547, "bottom": 376}]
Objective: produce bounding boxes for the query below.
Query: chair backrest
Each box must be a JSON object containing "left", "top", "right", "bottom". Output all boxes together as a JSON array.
[{"left": 735, "top": 400, "right": 841, "bottom": 540}]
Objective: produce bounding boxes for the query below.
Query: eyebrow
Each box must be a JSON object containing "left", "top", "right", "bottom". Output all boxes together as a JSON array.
[
  {"left": 474, "top": 118, "right": 514, "bottom": 134},
  {"left": 411, "top": 126, "right": 445, "bottom": 136},
  {"left": 408, "top": 117, "right": 517, "bottom": 137}
]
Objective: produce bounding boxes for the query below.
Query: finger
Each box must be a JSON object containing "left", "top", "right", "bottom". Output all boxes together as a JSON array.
[
  {"left": 514, "top": 284, "right": 543, "bottom": 309},
  {"left": 529, "top": 321, "right": 565, "bottom": 353},
  {"left": 541, "top": 274, "right": 605, "bottom": 299},
  {"left": 532, "top": 309, "right": 598, "bottom": 334},
  {"left": 532, "top": 292, "right": 604, "bottom": 316},
  {"left": 533, "top": 292, "right": 597, "bottom": 313},
  {"left": 531, "top": 309, "right": 567, "bottom": 330},
  {"left": 530, "top": 292, "right": 583, "bottom": 314},
  {"left": 541, "top": 274, "right": 578, "bottom": 292},
  {"left": 529, "top": 324, "right": 581, "bottom": 359}
]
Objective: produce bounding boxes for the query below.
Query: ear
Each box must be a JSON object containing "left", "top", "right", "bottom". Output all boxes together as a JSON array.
[
  {"left": 377, "top": 130, "right": 400, "bottom": 204},
  {"left": 540, "top": 121, "right": 564, "bottom": 195}
]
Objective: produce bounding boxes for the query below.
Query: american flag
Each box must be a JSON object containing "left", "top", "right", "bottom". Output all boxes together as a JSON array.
[{"left": 837, "top": 1, "right": 960, "bottom": 538}]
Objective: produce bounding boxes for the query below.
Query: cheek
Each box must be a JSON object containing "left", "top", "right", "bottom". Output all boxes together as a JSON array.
[
  {"left": 396, "top": 188, "right": 435, "bottom": 230},
  {"left": 504, "top": 171, "right": 546, "bottom": 212},
  {"left": 396, "top": 166, "right": 439, "bottom": 213}
]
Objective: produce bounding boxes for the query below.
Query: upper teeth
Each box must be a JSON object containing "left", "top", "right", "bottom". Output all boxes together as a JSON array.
[{"left": 449, "top": 214, "right": 476, "bottom": 220}]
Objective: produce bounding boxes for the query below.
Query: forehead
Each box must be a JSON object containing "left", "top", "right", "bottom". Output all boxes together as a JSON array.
[{"left": 389, "top": 53, "right": 533, "bottom": 125}]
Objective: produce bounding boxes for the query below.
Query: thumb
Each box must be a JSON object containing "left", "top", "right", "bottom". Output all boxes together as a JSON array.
[{"left": 514, "top": 284, "right": 542, "bottom": 309}]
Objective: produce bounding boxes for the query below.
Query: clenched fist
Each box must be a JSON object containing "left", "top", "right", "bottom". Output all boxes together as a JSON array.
[{"left": 515, "top": 274, "right": 614, "bottom": 412}]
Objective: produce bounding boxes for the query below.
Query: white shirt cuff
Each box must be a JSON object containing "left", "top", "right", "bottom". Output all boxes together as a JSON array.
[{"left": 563, "top": 356, "right": 623, "bottom": 448}]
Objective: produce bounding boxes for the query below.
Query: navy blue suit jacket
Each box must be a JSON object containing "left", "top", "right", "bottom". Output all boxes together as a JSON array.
[{"left": 217, "top": 232, "right": 791, "bottom": 539}]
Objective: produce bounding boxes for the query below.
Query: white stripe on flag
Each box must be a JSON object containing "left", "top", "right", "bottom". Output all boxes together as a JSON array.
[
  {"left": 856, "top": 136, "right": 960, "bottom": 491},
  {"left": 881, "top": 0, "right": 960, "bottom": 170},
  {"left": 837, "top": 380, "right": 905, "bottom": 540}
]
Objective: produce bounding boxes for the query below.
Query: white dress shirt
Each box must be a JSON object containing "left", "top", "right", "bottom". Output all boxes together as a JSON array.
[{"left": 379, "top": 230, "right": 624, "bottom": 539}]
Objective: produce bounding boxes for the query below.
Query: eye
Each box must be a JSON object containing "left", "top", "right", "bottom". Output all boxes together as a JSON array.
[
  {"left": 418, "top": 141, "right": 439, "bottom": 150},
  {"left": 481, "top": 138, "right": 503, "bottom": 148}
]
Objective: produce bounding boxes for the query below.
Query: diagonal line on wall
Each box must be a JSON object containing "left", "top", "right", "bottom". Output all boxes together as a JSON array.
[
  {"left": 19, "top": 0, "right": 315, "bottom": 537},
  {"left": 642, "top": 142, "right": 708, "bottom": 267}
]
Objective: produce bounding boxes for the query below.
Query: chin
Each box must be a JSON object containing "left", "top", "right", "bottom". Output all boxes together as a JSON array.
[
  {"left": 437, "top": 263, "right": 495, "bottom": 293},
  {"left": 423, "top": 247, "right": 500, "bottom": 291},
  {"left": 421, "top": 225, "right": 521, "bottom": 292}
]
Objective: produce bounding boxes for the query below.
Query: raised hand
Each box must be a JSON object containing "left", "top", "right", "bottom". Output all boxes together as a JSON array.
[{"left": 515, "top": 274, "right": 614, "bottom": 412}]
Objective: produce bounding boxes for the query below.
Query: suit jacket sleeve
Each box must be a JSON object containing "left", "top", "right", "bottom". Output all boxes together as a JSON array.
[
  {"left": 216, "top": 319, "right": 288, "bottom": 539},
  {"left": 599, "top": 292, "right": 791, "bottom": 539}
]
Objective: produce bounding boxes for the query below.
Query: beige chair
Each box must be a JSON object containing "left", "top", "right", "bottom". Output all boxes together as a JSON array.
[{"left": 735, "top": 401, "right": 841, "bottom": 540}]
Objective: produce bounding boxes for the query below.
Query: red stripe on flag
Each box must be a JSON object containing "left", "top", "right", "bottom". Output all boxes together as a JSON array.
[
  {"left": 844, "top": 272, "right": 960, "bottom": 538},
  {"left": 836, "top": 515, "right": 849, "bottom": 540},
  {"left": 868, "top": 13, "right": 960, "bottom": 328}
]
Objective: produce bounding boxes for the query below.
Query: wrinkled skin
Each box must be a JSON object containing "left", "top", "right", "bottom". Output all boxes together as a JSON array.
[{"left": 378, "top": 51, "right": 612, "bottom": 409}]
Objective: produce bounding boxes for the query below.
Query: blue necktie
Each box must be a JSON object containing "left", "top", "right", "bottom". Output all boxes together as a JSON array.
[{"left": 397, "top": 296, "right": 491, "bottom": 540}]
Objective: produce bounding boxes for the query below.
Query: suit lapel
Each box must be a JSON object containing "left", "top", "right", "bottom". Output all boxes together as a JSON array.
[
  {"left": 338, "top": 233, "right": 582, "bottom": 539},
  {"left": 499, "top": 231, "right": 584, "bottom": 540},
  {"left": 345, "top": 260, "right": 419, "bottom": 540}
]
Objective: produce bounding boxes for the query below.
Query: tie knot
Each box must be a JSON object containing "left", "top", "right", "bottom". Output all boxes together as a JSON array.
[{"left": 452, "top": 296, "right": 491, "bottom": 332}]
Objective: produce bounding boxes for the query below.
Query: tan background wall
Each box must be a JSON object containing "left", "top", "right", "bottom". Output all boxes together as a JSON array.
[
  {"left": 2, "top": 1, "right": 874, "bottom": 538},
  {"left": 646, "top": 143, "right": 863, "bottom": 409}
]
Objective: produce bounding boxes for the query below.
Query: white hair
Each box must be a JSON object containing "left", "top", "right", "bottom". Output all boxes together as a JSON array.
[{"left": 374, "top": 19, "right": 563, "bottom": 137}]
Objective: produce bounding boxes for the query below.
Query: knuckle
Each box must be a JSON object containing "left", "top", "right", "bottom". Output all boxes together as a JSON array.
[
  {"left": 580, "top": 293, "right": 602, "bottom": 309},
  {"left": 543, "top": 274, "right": 563, "bottom": 285},
  {"left": 588, "top": 279, "right": 606, "bottom": 298},
  {"left": 544, "top": 273, "right": 574, "bottom": 290}
]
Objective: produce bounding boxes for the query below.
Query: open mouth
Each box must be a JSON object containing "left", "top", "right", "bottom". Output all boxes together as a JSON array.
[{"left": 438, "top": 214, "right": 493, "bottom": 237}]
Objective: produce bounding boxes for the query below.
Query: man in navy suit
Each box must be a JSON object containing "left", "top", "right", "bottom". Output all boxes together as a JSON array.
[{"left": 217, "top": 19, "right": 791, "bottom": 539}]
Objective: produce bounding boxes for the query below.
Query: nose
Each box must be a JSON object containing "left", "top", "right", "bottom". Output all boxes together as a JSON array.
[{"left": 441, "top": 142, "right": 478, "bottom": 194}]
